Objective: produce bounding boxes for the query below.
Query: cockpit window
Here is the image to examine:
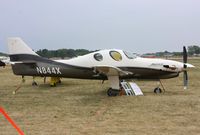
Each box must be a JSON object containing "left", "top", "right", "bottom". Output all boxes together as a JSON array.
[
  {"left": 109, "top": 51, "right": 122, "bottom": 61},
  {"left": 123, "top": 51, "right": 137, "bottom": 59},
  {"left": 94, "top": 53, "right": 103, "bottom": 61}
]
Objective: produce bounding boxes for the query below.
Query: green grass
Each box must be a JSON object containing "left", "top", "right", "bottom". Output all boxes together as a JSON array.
[{"left": 0, "top": 59, "right": 200, "bottom": 135}]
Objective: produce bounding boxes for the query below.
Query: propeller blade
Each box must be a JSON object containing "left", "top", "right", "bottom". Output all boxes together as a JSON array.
[
  {"left": 183, "top": 71, "right": 188, "bottom": 89},
  {"left": 183, "top": 46, "right": 187, "bottom": 64},
  {"left": 183, "top": 46, "right": 188, "bottom": 89}
]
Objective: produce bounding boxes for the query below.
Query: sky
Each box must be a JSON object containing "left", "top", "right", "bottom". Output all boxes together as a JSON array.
[{"left": 0, "top": 0, "right": 200, "bottom": 54}]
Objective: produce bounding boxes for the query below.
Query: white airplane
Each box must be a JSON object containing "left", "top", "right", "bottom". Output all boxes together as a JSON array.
[
  {"left": 7, "top": 37, "right": 194, "bottom": 96},
  {"left": 0, "top": 56, "right": 10, "bottom": 65}
]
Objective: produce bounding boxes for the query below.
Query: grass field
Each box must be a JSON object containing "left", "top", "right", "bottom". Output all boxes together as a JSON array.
[{"left": 0, "top": 59, "right": 200, "bottom": 135}]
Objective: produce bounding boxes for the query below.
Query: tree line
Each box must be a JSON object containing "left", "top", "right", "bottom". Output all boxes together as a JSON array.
[
  {"left": 0, "top": 52, "right": 7, "bottom": 56},
  {"left": 1, "top": 45, "right": 199, "bottom": 58},
  {"left": 142, "top": 45, "right": 200, "bottom": 57},
  {"left": 188, "top": 45, "right": 200, "bottom": 55},
  {"left": 36, "top": 49, "right": 95, "bottom": 59},
  {"left": 36, "top": 45, "right": 200, "bottom": 58}
]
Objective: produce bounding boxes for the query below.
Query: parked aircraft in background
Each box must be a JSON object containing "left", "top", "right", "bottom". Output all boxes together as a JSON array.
[
  {"left": 0, "top": 60, "right": 6, "bottom": 67},
  {"left": 7, "top": 38, "right": 194, "bottom": 96},
  {"left": 0, "top": 56, "right": 10, "bottom": 65}
]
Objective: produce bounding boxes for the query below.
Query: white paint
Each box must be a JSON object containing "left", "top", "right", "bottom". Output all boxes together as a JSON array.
[
  {"left": 108, "top": 76, "right": 119, "bottom": 89},
  {"left": 0, "top": 56, "right": 10, "bottom": 64},
  {"left": 121, "top": 82, "right": 135, "bottom": 96},
  {"left": 129, "top": 82, "right": 143, "bottom": 96},
  {"left": 36, "top": 67, "right": 62, "bottom": 75},
  {"left": 7, "top": 37, "right": 38, "bottom": 55},
  {"left": 121, "top": 82, "right": 143, "bottom": 96},
  {"left": 56, "top": 49, "right": 188, "bottom": 73}
]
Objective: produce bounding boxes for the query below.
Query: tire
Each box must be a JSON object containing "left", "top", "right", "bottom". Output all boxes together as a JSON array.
[
  {"left": 32, "top": 82, "right": 38, "bottom": 86},
  {"left": 107, "top": 88, "right": 120, "bottom": 96},
  {"left": 107, "top": 88, "right": 113, "bottom": 96},
  {"left": 50, "top": 83, "right": 56, "bottom": 87},
  {"left": 154, "top": 87, "right": 162, "bottom": 94}
]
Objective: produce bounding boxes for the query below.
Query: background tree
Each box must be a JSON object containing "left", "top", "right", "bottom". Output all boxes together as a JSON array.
[
  {"left": 36, "top": 48, "right": 93, "bottom": 58},
  {"left": 188, "top": 45, "right": 200, "bottom": 55}
]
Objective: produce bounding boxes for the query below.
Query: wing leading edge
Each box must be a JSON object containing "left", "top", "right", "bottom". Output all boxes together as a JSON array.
[{"left": 94, "top": 65, "right": 133, "bottom": 76}]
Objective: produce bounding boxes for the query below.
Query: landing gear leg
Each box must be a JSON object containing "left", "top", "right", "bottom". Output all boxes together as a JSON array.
[
  {"left": 32, "top": 76, "right": 38, "bottom": 86},
  {"left": 153, "top": 80, "right": 165, "bottom": 94},
  {"left": 13, "top": 76, "right": 25, "bottom": 95},
  {"left": 50, "top": 77, "right": 61, "bottom": 87},
  {"left": 107, "top": 76, "right": 121, "bottom": 96},
  {"left": 44, "top": 77, "right": 46, "bottom": 84},
  {"left": 159, "top": 80, "right": 165, "bottom": 93},
  {"left": 22, "top": 76, "right": 25, "bottom": 83}
]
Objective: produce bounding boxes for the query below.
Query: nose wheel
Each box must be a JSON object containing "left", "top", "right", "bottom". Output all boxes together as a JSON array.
[
  {"left": 154, "top": 87, "right": 162, "bottom": 93},
  {"left": 154, "top": 80, "right": 165, "bottom": 94}
]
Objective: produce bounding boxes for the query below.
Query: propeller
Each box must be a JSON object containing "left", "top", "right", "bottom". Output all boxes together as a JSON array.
[{"left": 183, "top": 46, "right": 188, "bottom": 89}]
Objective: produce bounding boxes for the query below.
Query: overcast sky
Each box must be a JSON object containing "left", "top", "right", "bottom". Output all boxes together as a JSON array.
[{"left": 0, "top": 0, "right": 200, "bottom": 54}]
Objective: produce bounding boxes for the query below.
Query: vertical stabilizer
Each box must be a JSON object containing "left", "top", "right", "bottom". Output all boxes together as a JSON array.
[{"left": 7, "top": 37, "right": 38, "bottom": 56}]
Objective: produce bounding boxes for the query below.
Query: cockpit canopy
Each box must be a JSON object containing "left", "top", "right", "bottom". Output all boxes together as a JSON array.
[
  {"left": 93, "top": 50, "right": 137, "bottom": 62},
  {"left": 123, "top": 51, "right": 137, "bottom": 59}
]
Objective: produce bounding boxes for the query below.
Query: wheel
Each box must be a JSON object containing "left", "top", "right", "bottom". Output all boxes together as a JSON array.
[
  {"left": 50, "top": 83, "right": 56, "bottom": 87},
  {"left": 107, "top": 88, "right": 119, "bottom": 96},
  {"left": 32, "top": 81, "right": 38, "bottom": 86},
  {"left": 107, "top": 88, "right": 113, "bottom": 96},
  {"left": 154, "top": 87, "right": 162, "bottom": 94}
]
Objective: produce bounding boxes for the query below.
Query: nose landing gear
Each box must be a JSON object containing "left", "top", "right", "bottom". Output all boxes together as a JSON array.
[
  {"left": 153, "top": 80, "right": 165, "bottom": 94},
  {"left": 154, "top": 87, "right": 162, "bottom": 93}
]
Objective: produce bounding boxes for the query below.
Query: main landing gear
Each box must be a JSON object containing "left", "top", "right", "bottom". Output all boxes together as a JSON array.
[
  {"left": 107, "top": 88, "right": 120, "bottom": 96},
  {"left": 50, "top": 77, "right": 61, "bottom": 87},
  {"left": 107, "top": 76, "right": 121, "bottom": 97},
  {"left": 31, "top": 77, "right": 62, "bottom": 87},
  {"left": 153, "top": 80, "right": 165, "bottom": 94},
  {"left": 32, "top": 76, "right": 38, "bottom": 86}
]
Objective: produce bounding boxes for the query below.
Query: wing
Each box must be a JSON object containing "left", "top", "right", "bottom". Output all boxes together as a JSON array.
[
  {"left": 93, "top": 65, "right": 133, "bottom": 90},
  {"left": 93, "top": 65, "right": 133, "bottom": 76}
]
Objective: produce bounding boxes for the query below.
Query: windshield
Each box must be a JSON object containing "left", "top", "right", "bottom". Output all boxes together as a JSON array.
[{"left": 123, "top": 51, "right": 137, "bottom": 59}]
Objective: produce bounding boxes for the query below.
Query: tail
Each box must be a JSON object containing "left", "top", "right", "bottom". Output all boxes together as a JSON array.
[
  {"left": 7, "top": 37, "right": 41, "bottom": 76},
  {"left": 7, "top": 37, "right": 64, "bottom": 77},
  {"left": 7, "top": 37, "right": 66, "bottom": 86},
  {"left": 8, "top": 37, "right": 41, "bottom": 64},
  {"left": 8, "top": 37, "right": 38, "bottom": 56}
]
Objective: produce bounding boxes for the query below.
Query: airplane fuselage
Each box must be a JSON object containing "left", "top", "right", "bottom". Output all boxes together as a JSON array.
[
  {"left": 7, "top": 38, "right": 195, "bottom": 95},
  {"left": 10, "top": 49, "right": 187, "bottom": 80}
]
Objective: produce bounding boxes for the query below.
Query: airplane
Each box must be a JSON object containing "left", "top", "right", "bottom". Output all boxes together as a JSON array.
[
  {"left": 7, "top": 37, "right": 194, "bottom": 96},
  {"left": 0, "top": 56, "right": 10, "bottom": 65},
  {"left": 0, "top": 60, "right": 6, "bottom": 67}
]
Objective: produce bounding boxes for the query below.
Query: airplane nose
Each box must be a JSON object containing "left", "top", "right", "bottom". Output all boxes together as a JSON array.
[
  {"left": 184, "top": 63, "right": 195, "bottom": 68},
  {"left": 176, "top": 62, "right": 194, "bottom": 72},
  {"left": 178, "top": 63, "right": 195, "bottom": 72}
]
